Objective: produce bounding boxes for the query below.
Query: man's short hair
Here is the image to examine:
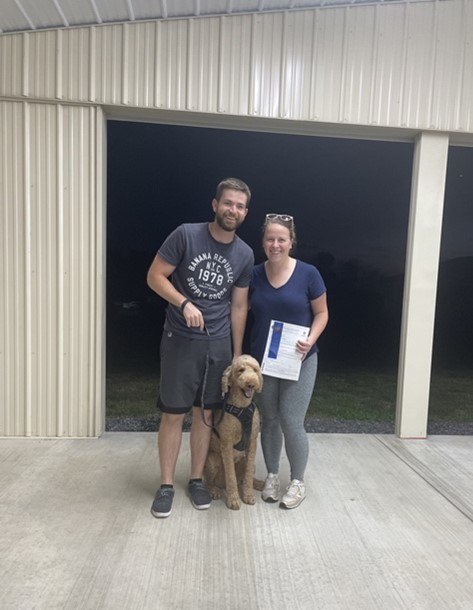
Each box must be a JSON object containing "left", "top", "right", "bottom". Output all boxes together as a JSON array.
[{"left": 215, "top": 178, "right": 251, "bottom": 206}]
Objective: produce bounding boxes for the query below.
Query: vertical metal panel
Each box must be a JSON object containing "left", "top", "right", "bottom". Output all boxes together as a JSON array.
[
  {"left": 218, "top": 15, "right": 253, "bottom": 115},
  {"left": 23, "top": 30, "right": 57, "bottom": 99},
  {"left": 154, "top": 19, "right": 189, "bottom": 109},
  {"left": 249, "top": 12, "right": 284, "bottom": 117},
  {"left": 186, "top": 17, "right": 221, "bottom": 113},
  {"left": 55, "top": 104, "right": 103, "bottom": 437},
  {"left": 0, "top": 100, "right": 104, "bottom": 437},
  {"left": 279, "top": 10, "right": 317, "bottom": 120},
  {"left": 92, "top": 24, "right": 124, "bottom": 104},
  {"left": 459, "top": 0, "right": 473, "bottom": 132},
  {"left": 0, "top": 102, "right": 27, "bottom": 436},
  {"left": 93, "top": 106, "right": 106, "bottom": 437},
  {"left": 369, "top": 4, "right": 408, "bottom": 128},
  {"left": 310, "top": 8, "right": 346, "bottom": 123},
  {"left": 339, "top": 6, "right": 378, "bottom": 125},
  {"left": 57, "top": 27, "right": 92, "bottom": 102},
  {"left": 400, "top": 3, "right": 436, "bottom": 129},
  {"left": 123, "top": 21, "right": 156, "bottom": 107},
  {"left": 25, "top": 102, "right": 58, "bottom": 436},
  {"left": 0, "top": 34, "right": 24, "bottom": 97},
  {"left": 436, "top": 0, "right": 473, "bottom": 133}
]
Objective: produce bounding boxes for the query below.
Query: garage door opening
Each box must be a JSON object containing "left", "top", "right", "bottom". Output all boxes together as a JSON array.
[{"left": 106, "top": 120, "right": 414, "bottom": 431}]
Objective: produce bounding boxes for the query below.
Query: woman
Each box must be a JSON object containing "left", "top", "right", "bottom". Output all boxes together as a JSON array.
[{"left": 249, "top": 214, "right": 329, "bottom": 509}]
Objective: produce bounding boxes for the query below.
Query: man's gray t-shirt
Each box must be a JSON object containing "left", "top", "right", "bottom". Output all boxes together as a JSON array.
[{"left": 158, "top": 222, "right": 254, "bottom": 339}]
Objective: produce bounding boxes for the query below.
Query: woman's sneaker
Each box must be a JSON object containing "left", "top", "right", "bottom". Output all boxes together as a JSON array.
[
  {"left": 262, "top": 473, "right": 280, "bottom": 503},
  {"left": 280, "top": 479, "right": 306, "bottom": 509}
]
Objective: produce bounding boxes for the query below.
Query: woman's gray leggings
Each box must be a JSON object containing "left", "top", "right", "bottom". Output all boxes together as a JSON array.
[{"left": 259, "top": 354, "right": 318, "bottom": 481}]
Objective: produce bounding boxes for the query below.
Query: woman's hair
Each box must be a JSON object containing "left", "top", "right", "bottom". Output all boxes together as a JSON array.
[
  {"left": 215, "top": 177, "right": 251, "bottom": 205},
  {"left": 263, "top": 214, "right": 297, "bottom": 251}
]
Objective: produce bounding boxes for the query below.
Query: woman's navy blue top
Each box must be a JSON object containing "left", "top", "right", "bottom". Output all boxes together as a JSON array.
[{"left": 249, "top": 260, "right": 326, "bottom": 365}]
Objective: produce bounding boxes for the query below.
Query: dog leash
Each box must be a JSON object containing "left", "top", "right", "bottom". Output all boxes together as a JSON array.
[
  {"left": 180, "top": 307, "right": 227, "bottom": 431},
  {"left": 198, "top": 329, "right": 257, "bottom": 447},
  {"left": 199, "top": 325, "right": 225, "bottom": 430}
]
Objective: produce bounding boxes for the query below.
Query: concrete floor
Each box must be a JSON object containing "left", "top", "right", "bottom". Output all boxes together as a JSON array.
[{"left": 1, "top": 432, "right": 472, "bottom": 609}]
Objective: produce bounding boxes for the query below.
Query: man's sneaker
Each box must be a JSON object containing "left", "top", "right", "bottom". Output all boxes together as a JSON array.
[
  {"left": 262, "top": 473, "right": 280, "bottom": 503},
  {"left": 188, "top": 480, "right": 211, "bottom": 510},
  {"left": 151, "top": 487, "right": 175, "bottom": 518},
  {"left": 280, "top": 479, "right": 306, "bottom": 509}
]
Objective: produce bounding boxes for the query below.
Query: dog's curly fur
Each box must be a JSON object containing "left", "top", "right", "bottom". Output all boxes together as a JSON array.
[{"left": 203, "top": 355, "right": 263, "bottom": 510}]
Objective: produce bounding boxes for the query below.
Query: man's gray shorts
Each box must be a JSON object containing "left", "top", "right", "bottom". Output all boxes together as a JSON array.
[{"left": 157, "top": 331, "right": 232, "bottom": 414}]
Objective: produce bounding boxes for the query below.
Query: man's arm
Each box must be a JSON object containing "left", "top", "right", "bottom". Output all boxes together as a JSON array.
[
  {"left": 147, "top": 254, "right": 181, "bottom": 305},
  {"left": 147, "top": 254, "right": 204, "bottom": 330},
  {"left": 230, "top": 285, "right": 249, "bottom": 358}
]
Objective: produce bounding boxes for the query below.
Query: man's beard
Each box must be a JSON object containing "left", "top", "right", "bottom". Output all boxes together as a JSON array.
[{"left": 215, "top": 213, "right": 242, "bottom": 232}]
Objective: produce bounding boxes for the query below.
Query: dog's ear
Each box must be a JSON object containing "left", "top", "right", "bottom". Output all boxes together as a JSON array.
[{"left": 221, "top": 364, "right": 232, "bottom": 395}]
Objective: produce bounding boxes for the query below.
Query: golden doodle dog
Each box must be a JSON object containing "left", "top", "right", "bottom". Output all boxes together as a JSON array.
[{"left": 204, "top": 355, "right": 263, "bottom": 510}]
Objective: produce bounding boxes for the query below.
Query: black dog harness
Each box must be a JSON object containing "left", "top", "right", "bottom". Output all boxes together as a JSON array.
[{"left": 213, "top": 400, "right": 257, "bottom": 452}]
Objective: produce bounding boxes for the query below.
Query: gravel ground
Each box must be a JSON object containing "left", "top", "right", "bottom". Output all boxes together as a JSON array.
[{"left": 106, "top": 415, "right": 473, "bottom": 435}]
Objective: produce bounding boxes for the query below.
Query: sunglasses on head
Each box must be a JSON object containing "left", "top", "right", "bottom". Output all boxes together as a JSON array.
[{"left": 265, "top": 213, "right": 294, "bottom": 223}]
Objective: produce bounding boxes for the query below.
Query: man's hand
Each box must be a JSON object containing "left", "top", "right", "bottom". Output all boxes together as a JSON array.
[{"left": 182, "top": 301, "right": 205, "bottom": 331}]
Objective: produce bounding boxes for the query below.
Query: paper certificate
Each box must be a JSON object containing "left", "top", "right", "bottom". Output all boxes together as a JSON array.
[{"left": 261, "top": 320, "right": 310, "bottom": 381}]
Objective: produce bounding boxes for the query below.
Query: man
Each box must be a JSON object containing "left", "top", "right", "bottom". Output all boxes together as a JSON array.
[{"left": 147, "top": 178, "right": 254, "bottom": 518}]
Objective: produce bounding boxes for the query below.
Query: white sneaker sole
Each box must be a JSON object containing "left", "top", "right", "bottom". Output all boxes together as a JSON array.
[
  {"left": 151, "top": 508, "right": 172, "bottom": 518},
  {"left": 190, "top": 500, "right": 211, "bottom": 510},
  {"left": 279, "top": 495, "right": 306, "bottom": 510},
  {"left": 262, "top": 494, "right": 279, "bottom": 503}
]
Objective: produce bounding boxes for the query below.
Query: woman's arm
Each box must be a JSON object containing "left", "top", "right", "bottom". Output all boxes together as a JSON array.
[{"left": 296, "top": 292, "right": 329, "bottom": 358}]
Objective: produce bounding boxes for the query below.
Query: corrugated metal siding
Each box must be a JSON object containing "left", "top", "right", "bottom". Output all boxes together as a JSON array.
[
  {"left": 1, "top": 1, "right": 472, "bottom": 132},
  {"left": 0, "top": 101, "right": 105, "bottom": 437},
  {"left": 1, "top": 102, "right": 26, "bottom": 435},
  {"left": 1, "top": 0, "right": 472, "bottom": 438}
]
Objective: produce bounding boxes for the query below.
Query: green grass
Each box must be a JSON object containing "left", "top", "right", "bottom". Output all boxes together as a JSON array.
[
  {"left": 106, "top": 366, "right": 473, "bottom": 422},
  {"left": 106, "top": 372, "right": 159, "bottom": 418},
  {"left": 309, "top": 370, "right": 397, "bottom": 421},
  {"left": 428, "top": 370, "right": 473, "bottom": 421}
]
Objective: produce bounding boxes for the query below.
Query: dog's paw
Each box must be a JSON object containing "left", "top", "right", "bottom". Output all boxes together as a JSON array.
[
  {"left": 242, "top": 492, "right": 256, "bottom": 505},
  {"left": 209, "top": 487, "right": 222, "bottom": 500},
  {"left": 253, "top": 478, "right": 264, "bottom": 491},
  {"left": 226, "top": 494, "right": 241, "bottom": 510}
]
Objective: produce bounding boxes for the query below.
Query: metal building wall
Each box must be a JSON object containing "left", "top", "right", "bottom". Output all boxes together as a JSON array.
[
  {"left": 0, "top": 1, "right": 472, "bottom": 133},
  {"left": 0, "top": 0, "right": 472, "bottom": 437},
  {"left": 0, "top": 101, "right": 105, "bottom": 436}
]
